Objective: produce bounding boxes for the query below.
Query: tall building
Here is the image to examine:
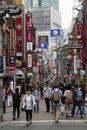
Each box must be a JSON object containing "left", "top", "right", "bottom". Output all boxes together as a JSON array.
[
  {"left": 23, "top": 0, "right": 59, "bottom": 10},
  {"left": 40, "top": 0, "right": 59, "bottom": 10}
]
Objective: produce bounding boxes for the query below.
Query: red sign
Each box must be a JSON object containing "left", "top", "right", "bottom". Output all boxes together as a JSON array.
[
  {"left": 16, "top": 17, "right": 22, "bottom": 53},
  {"left": 77, "top": 23, "right": 84, "bottom": 65},
  {"left": 9, "top": 64, "right": 15, "bottom": 71},
  {"left": 26, "top": 15, "right": 32, "bottom": 31},
  {"left": 16, "top": 17, "right": 22, "bottom": 35},
  {"left": 26, "top": 31, "right": 32, "bottom": 41}
]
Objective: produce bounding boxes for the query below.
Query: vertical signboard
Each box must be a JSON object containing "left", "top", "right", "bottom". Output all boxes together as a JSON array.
[
  {"left": 26, "top": 12, "right": 33, "bottom": 73},
  {"left": 77, "top": 23, "right": 84, "bottom": 65},
  {"left": 16, "top": 17, "right": 22, "bottom": 56},
  {"left": 27, "top": 52, "right": 33, "bottom": 70},
  {"left": 9, "top": 29, "right": 15, "bottom": 71}
]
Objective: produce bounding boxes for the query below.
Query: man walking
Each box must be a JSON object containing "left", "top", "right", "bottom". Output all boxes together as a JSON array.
[
  {"left": 51, "top": 85, "right": 63, "bottom": 123},
  {"left": 12, "top": 88, "right": 21, "bottom": 120}
]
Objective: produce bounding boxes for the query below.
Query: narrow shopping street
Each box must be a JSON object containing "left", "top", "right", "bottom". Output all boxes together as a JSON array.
[{"left": 0, "top": 99, "right": 86, "bottom": 126}]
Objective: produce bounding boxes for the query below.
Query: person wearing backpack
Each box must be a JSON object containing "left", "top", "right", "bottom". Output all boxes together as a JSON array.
[
  {"left": 71, "top": 84, "right": 84, "bottom": 118},
  {"left": 51, "top": 85, "right": 63, "bottom": 123}
]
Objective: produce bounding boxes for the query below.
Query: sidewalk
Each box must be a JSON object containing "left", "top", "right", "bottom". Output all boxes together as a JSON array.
[{"left": 1, "top": 99, "right": 87, "bottom": 125}]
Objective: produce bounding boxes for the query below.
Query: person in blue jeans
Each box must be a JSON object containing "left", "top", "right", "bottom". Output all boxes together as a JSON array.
[{"left": 71, "top": 85, "right": 84, "bottom": 118}]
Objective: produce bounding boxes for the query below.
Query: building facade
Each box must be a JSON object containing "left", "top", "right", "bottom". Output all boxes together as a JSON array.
[{"left": 23, "top": 0, "right": 59, "bottom": 10}]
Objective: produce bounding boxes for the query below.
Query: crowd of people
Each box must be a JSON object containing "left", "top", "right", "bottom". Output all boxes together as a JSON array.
[{"left": 2, "top": 80, "right": 87, "bottom": 125}]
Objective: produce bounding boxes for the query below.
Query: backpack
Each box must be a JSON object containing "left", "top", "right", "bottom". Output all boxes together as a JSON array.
[
  {"left": 75, "top": 89, "right": 83, "bottom": 101},
  {"left": 53, "top": 90, "right": 60, "bottom": 103}
]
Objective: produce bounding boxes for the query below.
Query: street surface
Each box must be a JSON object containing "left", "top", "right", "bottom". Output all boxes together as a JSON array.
[{"left": 0, "top": 99, "right": 87, "bottom": 128}]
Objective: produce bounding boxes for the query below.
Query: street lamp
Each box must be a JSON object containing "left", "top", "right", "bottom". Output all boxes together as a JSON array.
[
  {"left": 52, "top": 45, "right": 60, "bottom": 85},
  {"left": 68, "top": 34, "right": 82, "bottom": 85}
]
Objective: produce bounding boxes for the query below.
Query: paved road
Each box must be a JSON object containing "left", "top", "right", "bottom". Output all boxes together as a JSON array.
[
  {"left": 0, "top": 99, "right": 87, "bottom": 126},
  {"left": 0, "top": 122, "right": 87, "bottom": 130}
]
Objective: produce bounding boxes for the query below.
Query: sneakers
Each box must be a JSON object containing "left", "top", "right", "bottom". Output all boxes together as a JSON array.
[
  {"left": 80, "top": 116, "right": 84, "bottom": 119},
  {"left": 55, "top": 120, "right": 59, "bottom": 123},
  {"left": 26, "top": 122, "right": 30, "bottom": 126},
  {"left": 12, "top": 117, "right": 15, "bottom": 120}
]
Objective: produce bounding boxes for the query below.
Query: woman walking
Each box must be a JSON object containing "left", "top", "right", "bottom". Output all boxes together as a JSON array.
[{"left": 23, "top": 89, "right": 36, "bottom": 126}]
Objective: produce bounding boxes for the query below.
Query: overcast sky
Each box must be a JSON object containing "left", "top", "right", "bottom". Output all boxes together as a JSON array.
[{"left": 59, "top": 0, "right": 74, "bottom": 28}]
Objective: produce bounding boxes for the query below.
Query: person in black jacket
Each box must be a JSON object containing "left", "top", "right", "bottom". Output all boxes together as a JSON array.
[{"left": 12, "top": 88, "right": 21, "bottom": 120}]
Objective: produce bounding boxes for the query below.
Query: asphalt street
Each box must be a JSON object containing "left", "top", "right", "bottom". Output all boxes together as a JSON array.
[
  {"left": 0, "top": 123, "right": 87, "bottom": 130},
  {"left": 0, "top": 99, "right": 87, "bottom": 127}
]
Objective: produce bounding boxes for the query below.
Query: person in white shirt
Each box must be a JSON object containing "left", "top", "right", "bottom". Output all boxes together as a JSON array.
[{"left": 23, "top": 90, "right": 36, "bottom": 126}]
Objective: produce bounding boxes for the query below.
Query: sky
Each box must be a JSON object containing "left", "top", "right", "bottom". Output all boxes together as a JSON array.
[{"left": 59, "top": 0, "right": 74, "bottom": 29}]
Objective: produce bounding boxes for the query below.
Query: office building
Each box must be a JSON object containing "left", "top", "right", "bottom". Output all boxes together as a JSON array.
[{"left": 23, "top": 0, "right": 59, "bottom": 10}]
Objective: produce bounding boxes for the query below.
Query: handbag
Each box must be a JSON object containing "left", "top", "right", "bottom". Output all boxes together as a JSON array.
[
  {"left": 21, "top": 103, "right": 26, "bottom": 111},
  {"left": 21, "top": 95, "right": 26, "bottom": 111},
  {"left": 65, "top": 98, "right": 73, "bottom": 105}
]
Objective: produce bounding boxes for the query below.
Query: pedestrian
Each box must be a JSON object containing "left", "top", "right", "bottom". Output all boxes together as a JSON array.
[
  {"left": 16, "top": 82, "right": 21, "bottom": 94},
  {"left": 7, "top": 87, "right": 13, "bottom": 107},
  {"left": 2, "top": 86, "right": 6, "bottom": 113},
  {"left": 64, "top": 84, "right": 73, "bottom": 118},
  {"left": 71, "top": 84, "right": 84, "bottom": 118},
  {"left": 23, "top": 89, "right": 36, "bottom": 126},
  {"left": 12, "top": 88, "right": 21, "bottom": 120},
  {"left": 50, "top": 83, "right": 54, "bottom": 113},
  {"left": 59, "top": 83, "right": 66, "bottom": 115},
  {"left": 43, "top": 82, "right": 51, "bottom": 112},
  {"left": 32, "top": 84, "right": 41, "bottom": 112},
  {"left": 51, "top": 85, "right": 63, "bottom": 123}
]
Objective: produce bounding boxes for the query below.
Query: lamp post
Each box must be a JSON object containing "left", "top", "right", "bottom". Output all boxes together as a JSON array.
[
  {"left": 52, "top": 45, "right": 60, "bottom": 85},
  {"left": 0, "top": 3, "right": 22, "bottom": 121}
]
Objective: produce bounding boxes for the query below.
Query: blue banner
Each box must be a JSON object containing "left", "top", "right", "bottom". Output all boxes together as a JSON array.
[{"left": 50, "top": 29, "right": 60, "bottom": 37}]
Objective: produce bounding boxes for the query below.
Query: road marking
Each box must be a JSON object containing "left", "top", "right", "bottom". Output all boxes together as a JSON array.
[
  {"left": 1, "top": 120, "right": 87, "bottom": 126},
  {"left": 0, "top": 122, "right": 8, "bottom": 127},
  {"left": 10, "top": 120, "right": 87, "bottom": 123}
]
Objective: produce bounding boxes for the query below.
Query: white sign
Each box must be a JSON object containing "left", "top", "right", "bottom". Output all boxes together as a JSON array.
[
  {"left": 76, "top": 58, "right": 80, "bottom": 69},
  {"left": 27, "top": 42, "right": 32, "bottom": 51},
  {"left": 33, "top": 66, "right": 38, "bottom": 73},
  {"left": 28, "top": 54, "right": 32, "bottom": 68}
]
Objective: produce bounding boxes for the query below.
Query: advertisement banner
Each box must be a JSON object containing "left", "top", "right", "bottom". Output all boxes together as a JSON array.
[
  {"left": 16, "top": 17, "right": 22, "bottom": 54},
  {"left": 10, "top": 29, "right": 15, "bottom": 56},
  {"left": 16, "top": 17, "right": 22, "bottom": 36},
  {"left": 27, "top": 42, "right": 32, "bottom": 51},
  {"left": 35, "top": 31, "right": 38, "bottom": 49},
  {"left": 26, "top": 31, "right": 32, "bottom": 41},
  {"left": 38, "top": 36, "right": 48, "bottom": 49},
  {"left": 27, "top": 53, "right": 33, "bottom": 70},
  {"left": 77, "top": 23, "right": 84, "bottom": 65},
  {"left": 26, "top": 14, "right": 32, "bottom": 31},
  {"left": 50, "top": 29, "right": 60, "bottom": 37}
]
